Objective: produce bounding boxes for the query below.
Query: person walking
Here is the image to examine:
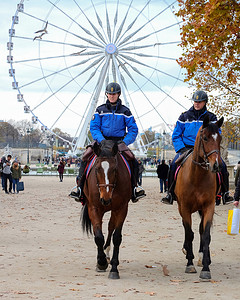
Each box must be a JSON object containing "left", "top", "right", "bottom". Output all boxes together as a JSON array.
[
  {"left": 70, "top": 82, "right": 145, "bottom": 203},
  {"left": 57, "top": 160, "right": 65, "bottom": 182},
  {"left": 233, "top": 174, "right": 240, "bottom": 207},
  {"left": 0, "top": 156, "right": 6, "bottom": 190},
  {"left": 235, "top": 161, "right": 240, "bottom": 187},
  {"left": 157, "top": 160, "right": 169, "bottom": 193},
  {"left": 2, "top": 155, "right": 13, "bottom": 194},
  {"left": 161, "top": 90, "right": 233, "bottom": 205},
  {"left": 137, "top": 159, "right": 145, "bottom": 186},
  {"left": 11, "top": 161, "right": 22, "bottom": 193}
]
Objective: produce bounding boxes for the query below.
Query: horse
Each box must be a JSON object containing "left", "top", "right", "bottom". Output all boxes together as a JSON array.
[
  {"left": 175, "top": 115, "right": 224, "bottom": 280},
  {"left": 81, "top": 139, "right": 132, "bottom": 279}
]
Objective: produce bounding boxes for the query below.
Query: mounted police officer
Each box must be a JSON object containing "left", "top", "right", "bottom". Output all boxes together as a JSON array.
[
  {"left": 70, "top": 82, "right": 145, "bottom": 204},
  {"left": 162, "top": 90, "right": 233, "bottom": 205}
]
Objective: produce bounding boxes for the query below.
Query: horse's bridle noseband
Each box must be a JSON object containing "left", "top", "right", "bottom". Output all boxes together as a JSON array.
[{"left": 192, "top": 130, "right": 220, "bottom": 170}]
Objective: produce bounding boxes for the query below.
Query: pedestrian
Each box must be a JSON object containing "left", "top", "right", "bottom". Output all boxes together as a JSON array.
[
  {"left": 162, "top": 90, "right": 233, "bottom": 205},
  {"left": 233, "top": 174, "right": 240, "bottom": 207},
  {"left": 70, "top": 82, "right": 145, "bottom": 204},
  {"left": 2, "top": 155, "right": 13, "bottom": 194},
  {"left": 0, "top": 156, "right": 6, "bottom": 190},
  {"left": 11, "top": 161, "right": 22, "bottom": 193},
  {"left": 156, "top": 160, "right": 169, "bottom": 193},
  {"left": 57, "top": 159, "right": 65, "bottom": 182},
  {"left": 235, "top": 161, "right": 240, "bottom": 187},
  {"left": 137, "top": 159, "right": 145, "bottom": 186}
]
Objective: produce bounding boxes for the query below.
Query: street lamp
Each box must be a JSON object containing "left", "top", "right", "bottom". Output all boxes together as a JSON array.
[
  {"left": 27, "top": 128, "right": 31, "bottom": 164},
  {"left": 162, "top": 130, "right": 166, "bottom": 160}
]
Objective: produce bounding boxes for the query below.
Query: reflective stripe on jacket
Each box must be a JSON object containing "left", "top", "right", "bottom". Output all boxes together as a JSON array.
[
  {"left": 172, "top": 106, "right": 218, "bottom": 153},
  {"left": 90, "top": 99, "right": 138, "bottom": 146}
]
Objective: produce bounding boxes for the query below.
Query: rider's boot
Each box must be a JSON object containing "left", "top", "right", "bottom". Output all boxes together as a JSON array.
[
  {"left": 131, "top": 159, "right": 146, "bottom": 203},
  {"left": 221, "top": 171, "right": 234, "bottom": 205},
  {"left": 161, "top": 168, "right": 175, "bottom": 205},
  {"left": 69, "top": 161, "right": 87, "bottom": 204}
]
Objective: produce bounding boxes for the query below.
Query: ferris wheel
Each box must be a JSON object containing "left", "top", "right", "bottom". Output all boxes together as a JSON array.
[{"left": 8, "top": 0, "right": 189, "bottom": 153}]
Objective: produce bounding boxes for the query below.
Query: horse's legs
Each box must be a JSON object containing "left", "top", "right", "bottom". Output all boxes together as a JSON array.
[
  {"left": 197, "top": 210, "right": 203, "bottom": 267},
  {"left": 88, "top": 208, "right": 108, "bottom": 272},
  {"left": 199, "top": 208, "right": 213, "bottom": 280},
  {"left": 182, "top": 217, "right": 197, "bottom": 274},
  {"left": 104, "top": 216, "right": 115, "bottom": 262},
  {"left": 108, "top": 226, "right": 123, "bottom": 279},
  {"left": 95, "top": 227, "right": 108, "bottom": 271},
  {"left": 108, "top": 207, "right": 128, "bottom": 279}
]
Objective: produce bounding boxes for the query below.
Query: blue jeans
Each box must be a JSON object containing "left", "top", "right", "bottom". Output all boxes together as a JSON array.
[
  {"left": 12, "top": 178, "right": 20, "bottom": 193},
  {"left": 160, "top": 178, "right": 167, "bottom": 192}
]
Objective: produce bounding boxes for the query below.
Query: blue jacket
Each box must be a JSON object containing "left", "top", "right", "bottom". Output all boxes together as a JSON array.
[
  {"left": 172, "top": 106, "right": 218, "bottom": 153},
  {"left": 90, "top": 99, "right": 138, "bottom": 146}
]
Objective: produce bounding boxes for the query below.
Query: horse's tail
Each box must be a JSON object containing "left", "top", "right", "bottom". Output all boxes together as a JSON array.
[{"left": 81, "top": 204, "right": 92, "bottom": 235}]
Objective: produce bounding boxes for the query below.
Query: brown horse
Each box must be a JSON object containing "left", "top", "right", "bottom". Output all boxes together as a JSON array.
[
  {"left": 81, "top": 140, "right": 132, "bottom": 279},
  {"left": 175, "top": 115, "right": 224, "bottom": 280}
]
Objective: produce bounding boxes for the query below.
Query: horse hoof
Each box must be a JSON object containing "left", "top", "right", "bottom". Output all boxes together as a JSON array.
[
  {"left": 200, "top": 270, "right": 211, "bottom": 280},
  {"left": 185, "top": 265, "right": 197, "bottom": 273},
  {"left": 108, "top": 271, "right": 120, "bottom": 279},
  {"left": 96, "top": 262, "right": 108, "bottom": 272}
]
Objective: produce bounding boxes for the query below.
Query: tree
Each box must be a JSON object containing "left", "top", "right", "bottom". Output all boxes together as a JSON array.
[{"left": 176, "top": 0, "right": 240, "bottom": 122}]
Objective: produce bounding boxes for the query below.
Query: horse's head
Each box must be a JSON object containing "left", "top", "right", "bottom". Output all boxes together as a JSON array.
[
  {"left": 194, "top": 115, "right": 224, "bottom": 172},
  {"left": 93, "top": 140, "right": 118, "bottom": 206}
]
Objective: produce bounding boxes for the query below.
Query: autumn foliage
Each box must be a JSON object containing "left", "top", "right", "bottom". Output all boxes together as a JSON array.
[{"left": 176, "top": 0, "right": 240, "bottom": 131}]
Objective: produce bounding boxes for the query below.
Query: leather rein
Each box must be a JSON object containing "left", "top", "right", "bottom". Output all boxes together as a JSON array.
[{"left": 192, "top": 130, "right": 220, "bottom": 170}]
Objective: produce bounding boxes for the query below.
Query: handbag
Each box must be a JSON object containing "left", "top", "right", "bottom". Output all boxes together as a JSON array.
[
  {"left": 227, "top": 208, "right": 240, "bottom": 235},
  {"left": 17, "top": 181, "right": 24, "bottom": 192}
]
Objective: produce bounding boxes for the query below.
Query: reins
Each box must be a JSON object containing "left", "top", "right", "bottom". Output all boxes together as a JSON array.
[{"left": 192, "top": 130, "right": 220, "bottom": 170}]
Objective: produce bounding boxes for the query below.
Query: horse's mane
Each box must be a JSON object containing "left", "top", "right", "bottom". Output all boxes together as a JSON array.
[
  {"left": 203, "top": 122, "right": 219, "bottom": 134},
  {"left": 98, "top": 140, "right": 117, "bottom": 158}
]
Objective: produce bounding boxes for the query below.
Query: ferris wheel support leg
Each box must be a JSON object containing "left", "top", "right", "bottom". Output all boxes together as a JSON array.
[{"left": 73, "top": 56, "right": 110, "bottom": 153}]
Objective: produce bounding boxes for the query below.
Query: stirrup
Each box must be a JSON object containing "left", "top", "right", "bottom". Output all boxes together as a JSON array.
[
  {"left": 161, "top": 193, "right": 173, "bottom": 205},
  {"left": 69, "top": 186, "right": 81, "bottom": 202},
  {"left": 132, "top": 186, "right": 146, "bottom": 203},
  {"left": 222, "top": 192, "right": 234, "bottom": 205}
]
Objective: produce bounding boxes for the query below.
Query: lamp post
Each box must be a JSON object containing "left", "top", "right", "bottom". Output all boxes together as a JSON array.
[
  {"left": 162, "top": 130, "right": 166, "bottom": 160},
  {"left": 27, "top": 128, "right": 31, "bottom": 164}
]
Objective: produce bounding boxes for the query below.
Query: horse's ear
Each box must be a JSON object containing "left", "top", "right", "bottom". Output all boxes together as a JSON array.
[
  {"left": 217, "top": 116, "right": 224, "bottom": 129},
  {"left": 202, "top": 114, "right": 210, "bottom": 129},
  {"left": 112, "top": 142, "right": 118, "bottom": 156},
  {"left": 93, "top": 141, "right": 101, "bottom": 156}
]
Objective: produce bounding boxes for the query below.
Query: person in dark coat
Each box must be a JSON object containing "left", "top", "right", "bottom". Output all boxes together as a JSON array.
[
  {"left": 234, "top": 175, "right": 240, "bottom": 207},
  {"left": 157, "top": 160, "right": 169, "bottom": 193},
  {"left": 57, "top": 160, "right": 65, "bottom": 182}
]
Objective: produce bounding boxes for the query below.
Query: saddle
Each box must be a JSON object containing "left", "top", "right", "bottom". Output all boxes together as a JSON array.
[{"left": 175, "top": 149, "right": 193, "bottom": 166}]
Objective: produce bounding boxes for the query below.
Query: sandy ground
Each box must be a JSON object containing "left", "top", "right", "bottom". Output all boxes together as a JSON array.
[{"left": 1, "top": 175, "right": 240, "bottom": 300}]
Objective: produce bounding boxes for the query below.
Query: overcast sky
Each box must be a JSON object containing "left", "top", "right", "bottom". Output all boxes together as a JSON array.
[{"left": 0, "top": 0, "right": 193, "bottom": 139}]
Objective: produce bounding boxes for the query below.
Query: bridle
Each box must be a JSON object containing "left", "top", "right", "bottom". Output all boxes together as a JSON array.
[
  {"left": 192, "top": 130, "right": 220, "bottom": 170},
  {"left": 95, "top": 156, "right": 117, "bottom": 205}
]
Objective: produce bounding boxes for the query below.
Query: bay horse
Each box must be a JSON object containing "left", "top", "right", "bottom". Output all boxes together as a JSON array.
[
  {"left": 175, "top": 115, "right": 224, "bottom": 280},
  {"left": 81, "top": 139, "right": 132, "bottom": 279}
]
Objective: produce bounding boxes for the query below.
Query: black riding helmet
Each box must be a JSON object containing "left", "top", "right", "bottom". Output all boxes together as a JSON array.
[
  {"left": 105, "top": 82, "right": 121, "bottom": 95},
  {"left": 192, "top": 90, "right": 208, "bottom": 103}
]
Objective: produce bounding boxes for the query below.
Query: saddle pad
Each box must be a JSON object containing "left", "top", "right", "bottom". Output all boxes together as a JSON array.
[
  {"left": 119, "top": 153, "right": 131, "bottom": 177},
  {"left": 86, "top": 155, "right": 97, "bottom": 179},
  {"left": 85, "top": 153, "right": 131, "bottom": 179}
]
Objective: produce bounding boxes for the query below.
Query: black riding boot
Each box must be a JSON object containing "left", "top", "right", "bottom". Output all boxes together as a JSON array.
[
  {"left": 161, "top": 168, "right": 176, "bottom": 205},
  {"left": 69, "top": 161, "right": 87, "bottom": 204},
  {"left": 221, "top": 171, "right": 234, "bottom": 205},
  {"left": 131, "top": 159, "right": 146, "bottom": 203}
]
